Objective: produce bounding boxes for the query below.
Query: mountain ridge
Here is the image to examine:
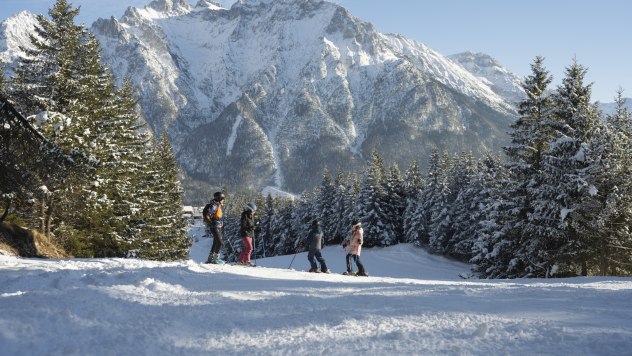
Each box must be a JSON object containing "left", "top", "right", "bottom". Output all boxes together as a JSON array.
[{"left": 2, "top": 0, "right": 523, "bottom": 195}]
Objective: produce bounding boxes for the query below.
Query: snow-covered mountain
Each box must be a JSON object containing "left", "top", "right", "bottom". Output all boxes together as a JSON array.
[
  {"left": 90, "top": 0, "right": 521, "bottom": 192},
  {"left": 0, "top": 11, "right": 38, "bottom": 66},
  {"left": 449, "top": 51, "right": 525, "bottom": 105},
  {"left": 2, "top": 0, "right": 520, "bottom": 193},
  {"left": 599, "top": 97, "right": 632, "bottom": 116}
]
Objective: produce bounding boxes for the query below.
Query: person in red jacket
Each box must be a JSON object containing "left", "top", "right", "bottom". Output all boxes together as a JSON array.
[{"left": 343, "top": 220, "right": 368, "bottom": 276}]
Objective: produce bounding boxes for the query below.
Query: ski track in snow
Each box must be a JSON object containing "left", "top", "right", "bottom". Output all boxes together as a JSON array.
[{"left": 0, "top": 225, "right": 631, "bottom": 355}]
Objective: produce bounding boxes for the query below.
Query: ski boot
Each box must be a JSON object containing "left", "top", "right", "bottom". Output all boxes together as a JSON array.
[
  {"left": 206, "top": 253, "right": 224, "bottom": 264},
  {"left": 342, "top": 271, "right": 356, "bottom": 276},
  {"left": 356, "top": 271, "right": 369, "bottom": 277},
  {"left": 204, "top": 253, "right": 216, "bottom": 264},
  {"left": 320, "top": 269, "right": 331, "bottom": 274},
  {"left": 308, "top": 268, "right": 320, "bottom": 273}
]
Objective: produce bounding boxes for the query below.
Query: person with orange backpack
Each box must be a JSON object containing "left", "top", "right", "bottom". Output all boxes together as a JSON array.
[{"left": 204, "top": 191, "right": 225, "bottom": 264}]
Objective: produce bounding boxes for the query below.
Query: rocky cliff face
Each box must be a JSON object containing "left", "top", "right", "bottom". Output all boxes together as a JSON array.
[{"left": 3, "top": 0, "right": 521, "bottom": 193}]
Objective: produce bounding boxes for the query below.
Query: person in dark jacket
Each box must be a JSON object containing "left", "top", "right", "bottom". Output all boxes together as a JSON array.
[
  {"left": 238, "top": 203, "right": 257, "bottom": 266},
  {"left": 307, "top": 219, "right": 329, "bottom": 273},
  {"left": 205, "top": 191, "right": 225, "bottom": 264}
]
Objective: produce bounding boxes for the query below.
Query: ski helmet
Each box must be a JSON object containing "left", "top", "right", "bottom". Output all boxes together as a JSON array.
[
  {"left": 213, "top": 191, "right": 225, "bottom": 201},
  {"left": 352, "top": 220, "right": 361, "bottom": 228},
  {"left": 246, "top": 203, "right": 257, "bottom": 212}
]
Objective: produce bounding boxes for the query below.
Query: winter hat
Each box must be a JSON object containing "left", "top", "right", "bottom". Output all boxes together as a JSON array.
[{"left": 352, "top": 220, "right": 361, "bottom": 228}]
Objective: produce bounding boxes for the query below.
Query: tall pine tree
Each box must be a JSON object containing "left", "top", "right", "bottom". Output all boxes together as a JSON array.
[{"left": 528, "top": 60, "right": 599, "bottom": 276}]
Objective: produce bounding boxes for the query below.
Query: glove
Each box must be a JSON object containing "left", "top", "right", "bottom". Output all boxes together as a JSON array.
[{"left": 342, "top": 243, "right": 347, "bottom": 249}]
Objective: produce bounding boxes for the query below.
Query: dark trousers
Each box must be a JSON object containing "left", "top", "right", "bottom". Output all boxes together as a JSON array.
[
  {"left": 209, "top": 226, "right": 222, "bottom": 255},
  {"left": 308, "top": 250, "right": 328, "bottom": 271},
  {"left": 346, "top": 254, "right": 365, "bottom": 273}
]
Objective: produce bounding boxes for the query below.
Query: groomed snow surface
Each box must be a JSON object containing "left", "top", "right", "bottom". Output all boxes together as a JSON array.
[{"left": 1, "top": 223, "right": 631, "bottom": 355}]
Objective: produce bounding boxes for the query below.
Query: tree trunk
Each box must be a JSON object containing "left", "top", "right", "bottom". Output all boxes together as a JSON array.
[
  {"left": 599, "top": 235, "right": 608, "bottom": 276},
  {"left": 581, "top": 260, "right": 588, "bottom": 277},
  {"left": 40, "top": 199, "right": 46, "bottom": 233},
  {"left": 44, "top": 196, "right": 54, "bottom": 240},
  {"left": 0, "top": 198, "right": 10, "bottom": 222}
]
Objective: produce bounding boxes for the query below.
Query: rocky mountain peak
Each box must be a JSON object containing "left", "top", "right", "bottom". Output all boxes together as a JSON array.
[
  {"left": 194, "top": 0, "right": 225, "bottom": 9},
  {"left": 122, "top": 0, "right": 192, "bottom": 21},
  {"left": 147, "top": 0, "right": 192, "bottom": 14},
  {"left": 449, "top": 51, "right": 525, "bottom": 104},
  {"left": 91, "top": 17, "right": 124, "bottom": 39},
  {"left": 0, "top": 11, "right": 38, "bottom": 64}
]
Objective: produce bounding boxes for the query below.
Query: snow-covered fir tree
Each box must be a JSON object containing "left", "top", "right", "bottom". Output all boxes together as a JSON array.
[
  {"left": 527, "top": 60, "right": 600, "bottom": 277},
  {"left": 340, "top": 173, "right": 360, "bottom": 242},
  {"left": 470, "top": 152, "right": 514, "bottom": 278},
  {"left": 402, "top": 160, "right": 424, "bottom": 243},
  {"left": 10, "top": 0, "right": 84, "bottom": 115},
  {"left": 355, "top": 149, "right": 394, "bottom": 246},
  {"left": 271, "top": 199, "right": 298, "bottom": 256},
  {"left": 588, "top": 90, "right": 632, "bottom": 275},
  {"left": 498, "top": 57, "right": 556, "bottom": 277},
  {"left": 443, "top": 152, "right": 478, "bottom": 260},
  {"left": 426, "top": 151, "right": 451, "bottom": 251},
  {"left": 383, "top": 163, "right": 406, "bottom": 243},
  {"left": 132, "top": 133, "right": 190, "bottom": 260},
  {"left": 0, "top": 60, "right": 7, "bottom": 97},
  {"left": 4, "top": 0, "right": 189, "bottom": 260},
  {"left": 316, "top": 167, "right": 337, "bottom": 244},
  {"left": 293, "top": 191, "right": 317, "bottom": 251},
  {"left": 258, "top": 194, "right": 278, "bottom": 258},
  {"left": 105, "top": 81, "right": 153, "bottom": 243},
  {"left": 328, "top": 169, "right": 349, "bottom": 243}
]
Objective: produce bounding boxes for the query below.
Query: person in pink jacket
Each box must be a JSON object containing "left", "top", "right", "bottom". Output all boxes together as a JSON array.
[{"left": 342, "top": 220, "right": 368, "bottom": 276}]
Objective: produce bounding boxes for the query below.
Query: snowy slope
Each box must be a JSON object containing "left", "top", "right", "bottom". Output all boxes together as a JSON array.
[{"left": 1, "top": 225, "right": 632, "bottom": 355}]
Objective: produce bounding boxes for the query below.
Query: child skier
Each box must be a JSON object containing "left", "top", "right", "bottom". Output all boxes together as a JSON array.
[{"left": 343, "top": 220, "right": 368, "bottom": 276}]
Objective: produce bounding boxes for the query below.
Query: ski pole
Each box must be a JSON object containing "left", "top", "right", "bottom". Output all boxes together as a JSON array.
[
  {"left": 288, "top": 245, "right": 301, "bottom": 269},
  {"left": 253, "top": 232, "right": 257, "bottom": 265},
  {"left": 288, "top": 252, "right": 297, "bottom": 269}
]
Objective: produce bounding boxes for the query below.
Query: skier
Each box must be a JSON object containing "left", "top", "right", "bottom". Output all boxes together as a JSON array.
[
  {"left": 307, "top": 219, "right": 329, "bottom": 273},
  {"left": 343, "top": 220, "right": 368, "bottom": 276},
  {"left": 204, "top": 191, "right": 225, "bottom": 264},
  {"left": 238, "top": 203, "right": 257, "bottom": 266}
]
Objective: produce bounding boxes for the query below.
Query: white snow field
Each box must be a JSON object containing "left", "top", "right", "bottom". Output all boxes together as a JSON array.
[{"left": 1, "top": 224, "right": 631, "bottom": 355}]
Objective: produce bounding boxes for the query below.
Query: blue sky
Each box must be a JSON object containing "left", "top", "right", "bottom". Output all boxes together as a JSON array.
[{"left": 1, "top": 0, "right": 630, "bottom": 102}]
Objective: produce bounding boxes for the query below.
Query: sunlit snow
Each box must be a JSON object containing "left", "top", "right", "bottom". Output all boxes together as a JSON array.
[{"left": 1, "top": 221, "right": 631, "bottom": 354}]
